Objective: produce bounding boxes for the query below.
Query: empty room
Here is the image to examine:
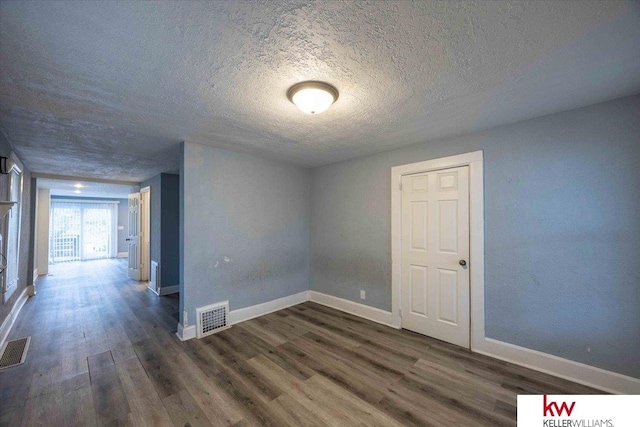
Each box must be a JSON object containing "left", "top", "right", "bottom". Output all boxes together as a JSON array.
[{"left": 0, "top": 1, "right": 639, "bottom": 426}]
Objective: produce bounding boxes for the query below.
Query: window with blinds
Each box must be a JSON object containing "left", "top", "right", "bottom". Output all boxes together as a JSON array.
[{"left": 49, "top": 201, "right": 118, "bottom": 263}]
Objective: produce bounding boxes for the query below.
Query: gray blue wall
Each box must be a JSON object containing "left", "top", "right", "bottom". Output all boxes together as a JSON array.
[
  {"left": 310, "top": 95, "right": 640, "bottom": 379},
  {"left": 116, "top": 198, "right": 128, "bottom": 254},
  {"left": 160, "top": 174, "right": 179, "bottom": 286},
  {"left": 141, "top": 173, "right": 180, "bottom": 287},
  {"left": 181, "top": 142, "right": 310, "bottom": 327}
]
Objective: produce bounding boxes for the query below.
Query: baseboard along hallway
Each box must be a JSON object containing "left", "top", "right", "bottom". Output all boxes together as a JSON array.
[{"left": 0, "top": 258, "right": 600, "bottom": 426}]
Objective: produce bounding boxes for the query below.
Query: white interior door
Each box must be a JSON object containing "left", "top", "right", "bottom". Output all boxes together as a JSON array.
[
  {"left": 400, "top": 166, "right": 470, "bottom": 348},
  {"left": 127, "top": 192, "right": 141, "bottom": 281}
]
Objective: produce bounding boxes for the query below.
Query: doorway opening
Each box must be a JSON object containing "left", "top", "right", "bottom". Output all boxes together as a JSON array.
[{"left": 33, "top": 178, "right": 140, "bottom": 286}]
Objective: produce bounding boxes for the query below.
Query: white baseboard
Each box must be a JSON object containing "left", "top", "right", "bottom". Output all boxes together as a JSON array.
[
  {"left": 30, "top": 268, "right": 39, "bottom": 296},
  {"left": 159, "top": 285, "right": 179, "bottom": 296},
  {"left": 147, "top": 282, "right": 159, "bottom": 296},
  {"left": 474, "top": 338, "right": 640, "bottom": 395},
  {"left": 176, "top": 291, "right": 310, "bottom": 342},
  {"left": 117, "top": 252, "right": 128, "bottom": 258},
  {"left": 229, "top": 291, "right": 310, "bottom": 325},
  {"left": 308, "top": 290, "right": 397, "bottom": 329},
  {"left": 0, "top": 287, "right": 29, "bottom": 349},
  {"left": 308, "top": 290, "right": 639, "bottom": 394},
  {"left": 172, "top": 286, "right": 640, "bottom": 394},
  {"left": 176, "top": 323, "right": 196, "bottom": 341}
]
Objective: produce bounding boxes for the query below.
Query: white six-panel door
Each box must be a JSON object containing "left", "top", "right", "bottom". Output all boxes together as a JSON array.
[
  {"left": 400, "top": 166, "right": 470, "bottom": 348},
  {"left": 127, "top": 192, "right": 141, "bottom": 281}
]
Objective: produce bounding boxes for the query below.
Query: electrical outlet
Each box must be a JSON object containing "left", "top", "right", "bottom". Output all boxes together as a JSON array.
[{"left": 360, "top": 290, "right": 366, "bottom": 300}]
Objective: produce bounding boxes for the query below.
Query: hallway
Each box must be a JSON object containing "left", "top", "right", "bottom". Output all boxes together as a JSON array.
[
  {"left": 0, "top": 259, "right": 179, "bottom": 425},
  {"left": 0, "top": 260, "right": 598, "bottom": 426}
]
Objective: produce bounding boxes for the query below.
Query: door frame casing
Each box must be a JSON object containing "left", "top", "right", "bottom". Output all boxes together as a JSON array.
[
  {"left": 391, "top": 150, "right": 484, "bottom": 350},
  {"left": 140, "top": 186, "right": 151, "bottom": 282}
]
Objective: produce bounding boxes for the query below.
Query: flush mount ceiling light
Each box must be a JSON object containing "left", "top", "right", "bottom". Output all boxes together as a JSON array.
[
  {"left": 74, "top": 183, "right": 84, "bottom": 189},
  {"left": 287, "top": 81, "right": 338, "bottom": 115}
]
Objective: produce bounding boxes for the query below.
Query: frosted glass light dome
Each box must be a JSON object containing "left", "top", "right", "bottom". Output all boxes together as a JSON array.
[{"left": 287, "top": 81, "right": 338, "bottom": 115}]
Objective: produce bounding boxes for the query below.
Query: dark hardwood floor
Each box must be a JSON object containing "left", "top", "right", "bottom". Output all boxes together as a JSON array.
[{"left": 0, "top": 259, "right": 599, "bottom": 426}]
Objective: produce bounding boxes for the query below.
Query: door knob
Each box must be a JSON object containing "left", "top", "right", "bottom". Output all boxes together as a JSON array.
[{"left": 459, "top": 260, "right": 467, "bottom": 266}]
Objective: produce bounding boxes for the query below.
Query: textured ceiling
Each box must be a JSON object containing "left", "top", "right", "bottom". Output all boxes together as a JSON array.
[
  {"left": 1, "top": 1, "right": 639, "bottom": 181},
  {"left": 38, "top": 178, "right": 138, "bottom": 199}
]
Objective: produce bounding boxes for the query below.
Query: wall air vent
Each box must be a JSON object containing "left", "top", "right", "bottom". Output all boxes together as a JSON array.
[
  {"left": 196, "top": 301, "right": 230, "bottom": 338},
  {"left": 0, "top": 336, "right": 31, "bottom": 370}
]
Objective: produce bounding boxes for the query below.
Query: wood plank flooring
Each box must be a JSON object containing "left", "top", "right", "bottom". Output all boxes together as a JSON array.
[{"left": 0, "top": 259, "right": 600, "bottom": 426}]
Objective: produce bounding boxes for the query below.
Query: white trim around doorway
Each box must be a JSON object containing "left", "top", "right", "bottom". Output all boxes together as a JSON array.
[
  {"left": 140, "top": 186, "right": 151, "bottom": 283},
  {"left": 391, "top": 150, "right": 484, "bottom": 348},
  {"left": 390, "top": 151, "right": 640, "bottom": 394}
]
